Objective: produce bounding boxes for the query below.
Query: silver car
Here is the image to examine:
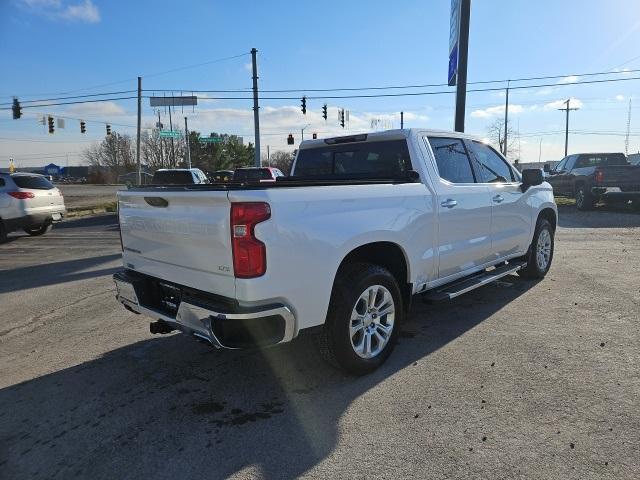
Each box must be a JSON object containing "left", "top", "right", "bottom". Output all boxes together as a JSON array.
[{"left": 0, "top": 173, "right": 66, "bottom": 242}]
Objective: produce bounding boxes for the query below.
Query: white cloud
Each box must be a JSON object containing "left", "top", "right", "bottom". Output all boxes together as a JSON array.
[
  {"left": 558, "top": 75, "right": 578, "bottom": 84},
  {"left": 19, "top": 0, "right": 100, "bottom": 23},
  {"left": 66, "top": 101, "right": 127, "bottom": 117},
  {"left": 615, "top": 94, "right": 625, "bottom": 101},
  {"left": 60, "top": 0, "right": 100, "bottom": 22},
  {"left": 243, "top": 62, "right": 253, "bottom": 73},
  {"left": 543, "top": 97, "right": 583, "bottom": 110},
  {"left": 471, "top": 104, "right": 524, "bottom": 119},
  {"left": 535, "top": 87, "right": 556, "bottom": 96}
]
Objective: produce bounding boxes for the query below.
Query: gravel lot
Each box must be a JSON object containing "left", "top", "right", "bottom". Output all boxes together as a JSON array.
[
  {"left": 57, "top": 184, "right": 124, "bottom": 209},
  {"left": 0, "top": 206, "right": 638, "bottom": 479}
]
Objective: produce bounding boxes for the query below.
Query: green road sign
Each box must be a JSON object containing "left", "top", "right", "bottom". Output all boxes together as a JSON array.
[
  {"left": 159, "top": 130, "right": 181, "bottom": 138},
  {"left": 199, "top": 137, "right": 224, "bottom": 143}
]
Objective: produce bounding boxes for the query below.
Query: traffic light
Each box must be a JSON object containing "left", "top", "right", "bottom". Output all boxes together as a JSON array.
[
  {"left": 287, "top": 133, "right": 294, "bottom": 145},
  {"left": 12, "top": 98, "right": 22, "bottom": 119},
  {"left": 106, "top": 124, "right": 112, "bottom": 135},
  {"left": 312, "top": 133, "right": 317, "bottom": 139},
  {"left": 80, "top": 121, "right": 86, "bottom": 134},
  {"left": 322, "top": 104, "right": 327, "bottom": 121},
  {"left": 301, "top": 96, "right": 307, "bottom": 115},
  {"left": 47, "top": 116, "right": 55, "bottom": 134},
  {"left": 340, "top": 109, "right": 345, "bottom": 128}
]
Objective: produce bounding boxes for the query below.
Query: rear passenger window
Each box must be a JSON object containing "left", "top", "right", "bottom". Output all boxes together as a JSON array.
[
  {"left": 468, "top": 141, "right": 515, "bottom": 183},
  {"left": 0, "top": 178, "right": 5, "bottom": 187},
  {"left": 293, "top": 140, "right": 412, "bottom": 178},
  {"left": 427, "top": 137, "right": 476, "bottom": 183}
]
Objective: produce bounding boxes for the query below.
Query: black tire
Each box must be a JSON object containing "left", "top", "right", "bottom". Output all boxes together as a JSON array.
[
  {"left": 517, "top": 218, "right": 554, "bottom": 279},
  {"left": 0, "top": 221, "right": 7, "bottom": 244},
  {"left": 317, "top": 262, "right": 403, "bottom": 375},
  {"left": 575, "top": 185, "right": 595, "bottom": 211},
  {"left": 23, "top": 223, "right": 53, "bottom": 236}
]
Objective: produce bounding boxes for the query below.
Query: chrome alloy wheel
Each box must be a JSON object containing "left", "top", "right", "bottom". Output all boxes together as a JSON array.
[
  {"left": 536, "top": 228, "right": 552, "bottom": 271},
  {"left": 349, "top": 285, "right": 395, "bottom": 359}
]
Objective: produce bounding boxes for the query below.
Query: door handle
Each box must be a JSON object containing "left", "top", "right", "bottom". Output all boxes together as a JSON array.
[
  {"left": 440, "top": 199, "right": 457, "bottom": 208},
  {"left": 492, "top": 195, "right": 504, "bottom": 203}
]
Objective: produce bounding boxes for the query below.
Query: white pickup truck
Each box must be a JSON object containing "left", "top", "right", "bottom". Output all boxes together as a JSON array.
[{"left": 114, "top": 129, "right": 557, "bottom": 374}]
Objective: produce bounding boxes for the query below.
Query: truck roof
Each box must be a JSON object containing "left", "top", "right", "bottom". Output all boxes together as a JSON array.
[{"left": 299, "top": 128, "right": 483, "bottom": 150}]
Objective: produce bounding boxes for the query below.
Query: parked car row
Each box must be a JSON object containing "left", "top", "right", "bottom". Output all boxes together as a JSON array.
[{"left": 118, "top": 167, "right": 287, "bottom": 186}]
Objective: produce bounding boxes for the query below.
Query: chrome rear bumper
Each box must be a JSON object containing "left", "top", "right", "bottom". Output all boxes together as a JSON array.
[{"left": 114, "top": 271, "right": 296, "bottom": 349}]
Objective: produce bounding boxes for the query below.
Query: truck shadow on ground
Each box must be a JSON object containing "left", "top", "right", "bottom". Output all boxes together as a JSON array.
[
  {"left": 0, "top": 277, "right": 538, "bottom": 480},
  {"left": 0, "top": 254, "right": 121, "bottom": 294}
]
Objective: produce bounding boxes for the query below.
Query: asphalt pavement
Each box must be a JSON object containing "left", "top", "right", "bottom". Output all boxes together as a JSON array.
[{"left": 0, "top": 208, "right": 639, "bottom": 479}]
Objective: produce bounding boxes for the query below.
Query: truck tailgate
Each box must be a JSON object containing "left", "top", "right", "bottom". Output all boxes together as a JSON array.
[{"left": 117, "top": 189, "right": 235, "bottom": 298}]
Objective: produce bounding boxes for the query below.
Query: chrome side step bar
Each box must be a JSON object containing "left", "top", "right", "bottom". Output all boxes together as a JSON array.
[{"left": 422, "top": 261, "right": 527, "bottom": 303}]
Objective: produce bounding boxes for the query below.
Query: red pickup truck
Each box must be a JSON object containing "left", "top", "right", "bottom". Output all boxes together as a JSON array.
[{"left": 545, "top": 152, "right": 640, "bottom": 210}]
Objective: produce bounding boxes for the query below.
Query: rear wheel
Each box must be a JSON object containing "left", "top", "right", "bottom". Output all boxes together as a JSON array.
[
  {"left": 317, "top": 263, "right": 403, "bottom": 375},
  {"left": 517, "top": 218, "right": 554, "bottom": 279},
  {"left": 575, "top": 185, "right": 595, "bottom": 211},
  {"left": 24, "top": 223, "right": 53, "bottom": 236}
]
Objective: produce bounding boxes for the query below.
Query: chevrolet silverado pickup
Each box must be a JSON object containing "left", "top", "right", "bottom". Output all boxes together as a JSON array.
[
  {"left": 114, "top": 129, "right": 557, "bottom": 374},
  {"left": 545, "top": 152, "right": 640, "bottom": 210}
]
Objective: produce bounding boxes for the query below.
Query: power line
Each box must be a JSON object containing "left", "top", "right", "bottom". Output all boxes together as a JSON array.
[
  {"left": 147, "top": 67, "right": 640, "bottom": 94},
  {"left": 0, "top": 96, "right": 139, "bottom": 110},
  {"left": 0, "top": 90, "right": 137, "bottom": 107}
]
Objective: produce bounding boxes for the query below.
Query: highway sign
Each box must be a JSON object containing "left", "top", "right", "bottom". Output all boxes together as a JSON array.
[
  {"left": 199, "top": 137, "right": 224, "bottom": 143},
  {"left": 159, "top": 130, "right": 181, "bottom": 138},
  {"left": 150, "top": 96, "right": 198, "bottom": 107}
]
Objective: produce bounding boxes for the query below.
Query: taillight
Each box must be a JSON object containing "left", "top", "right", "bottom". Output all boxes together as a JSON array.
[
  {"left": 8, "top": 191, "right": 35, "bottom": 200},
  {"left": 230, "top": 202, "right": 271, "bottom": 278},
  {"left": 594, "top": 170, "right": 604, "bottom": 184}
]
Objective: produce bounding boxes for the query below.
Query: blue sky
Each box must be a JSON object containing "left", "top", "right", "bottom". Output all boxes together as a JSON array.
[{"left": 2, "top": 0, "right": 640, "bottom": 167}]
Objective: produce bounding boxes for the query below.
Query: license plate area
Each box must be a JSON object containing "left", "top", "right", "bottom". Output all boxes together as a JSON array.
[
  {"left": 52, "top": 212, "right": 62, "bottom": 221},
  {"left": 157, "top": 282, "right": 182, "bottom": 316}
]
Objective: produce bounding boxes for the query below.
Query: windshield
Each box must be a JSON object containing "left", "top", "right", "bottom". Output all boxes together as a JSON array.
[
  {"left": 151, "top": 171, "right": 194, "bottom": 184},
  {"left": 12, "top": 175, "right": 54, "bottom": 190},
  {"left": 233, "top": 169, "right": 273, "bottom": 181}
]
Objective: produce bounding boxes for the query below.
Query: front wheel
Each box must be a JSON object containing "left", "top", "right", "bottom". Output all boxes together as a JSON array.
[
  {"left": 24, "top": 223, "right": 53, "bottom": 236},
  {"left": 517, "top": 218, "right": 554, "bottom": 279},
  {"left": 317, "top": 263, "right": 403, "bottom": 375}
]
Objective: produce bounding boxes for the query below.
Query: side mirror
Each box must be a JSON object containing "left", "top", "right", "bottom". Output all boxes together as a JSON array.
[
  {"left": 521, "top": 168, "right": 544, "bottom": 192},
  {"left": 543, "top": 163, "right": 551, "bottom": 173}
]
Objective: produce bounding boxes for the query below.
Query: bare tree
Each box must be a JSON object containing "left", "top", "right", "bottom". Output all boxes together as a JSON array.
[
  {"left": 268, "top": 150, "right": 295, "bottom": 174},
  {"left": 487, "top": 119, "right": 518, "bottom": 159},
  {"left": 83, "top": 133, "right": 135, "bottom": 182}
]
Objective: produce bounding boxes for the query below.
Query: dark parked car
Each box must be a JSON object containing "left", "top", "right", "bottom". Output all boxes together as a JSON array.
[
  {"left": 211, "top": 170, "right": 234, "bottom": 182},
  {"left": 545, "top": 152, "right": 640, "bottom": 210}
]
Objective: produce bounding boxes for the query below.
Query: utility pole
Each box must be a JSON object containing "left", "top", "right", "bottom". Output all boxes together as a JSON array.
[
  {"left": 136, "top": 76, "right": 142, "bottom": 184},
  {"left": 168, "top": 104, "right": 175, "bottom": 167},
  {"left": 454, "top": 0, "right": 471, "bottom": 132},
  {"left": 558, "top": 98, "right": 579, "bottom": 157},
  {"left": 157, "top": 111, "right": 164, "bottom": 168},
  {"left": 267, "top": 145, "right": 270, "bottom": 166},
  {"left": 503, "top": 80, "right": 510, "bottom": 157},
  {"left": 624, "top": 99, "right": 632, "bottom": 156},
  {"left": 251, "top": 48, "right": 261, "bottom": 167},
  {"left": 538, "top": 138, "right": 543, "bottom": 163},
  {"left": 184, "top": 116, "right": 191, "bottom": 169},
  {"left": 400, "top": 111, "right": 404, "bottom": 129}
]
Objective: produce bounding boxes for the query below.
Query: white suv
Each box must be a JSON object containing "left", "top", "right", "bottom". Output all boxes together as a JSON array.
[{"left": 0, "top": 173, "right": 66, "bottom": 242}]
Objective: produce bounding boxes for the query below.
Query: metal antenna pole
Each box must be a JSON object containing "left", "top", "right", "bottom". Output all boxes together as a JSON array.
[
  {"left": 136, "top": 77, "right": 142, "bottom": 184},
  {"left": 454, "top": 0, "right": 471, "bottom": 132},
  {"left": 251, "top": 48, "right": 261, "bottom": 167}
]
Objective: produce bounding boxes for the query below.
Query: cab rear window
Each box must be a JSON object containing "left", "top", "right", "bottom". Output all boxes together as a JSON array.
[
  {"left": 12, "top": 175, "right": 54, "bottom": 190},
  {"left": 293, "top": 140, "right": 412, "bottom": 178},
  {"left": 152, "top": 171, "right": 194, "bottom": 184}
]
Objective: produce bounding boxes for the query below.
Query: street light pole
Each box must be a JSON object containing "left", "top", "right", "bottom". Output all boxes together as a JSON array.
[
  {"left": 136, "top": 76, "right": 142, "bottom": 184},
  {"left": 251, "top": 48, "right": 261, "bottom": 167},
  {"left": 454, "top": 0, "right": 471, "bottom": 132},
  {"left": 184, "top": 116, "right": 191, "bottom": 169}
]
